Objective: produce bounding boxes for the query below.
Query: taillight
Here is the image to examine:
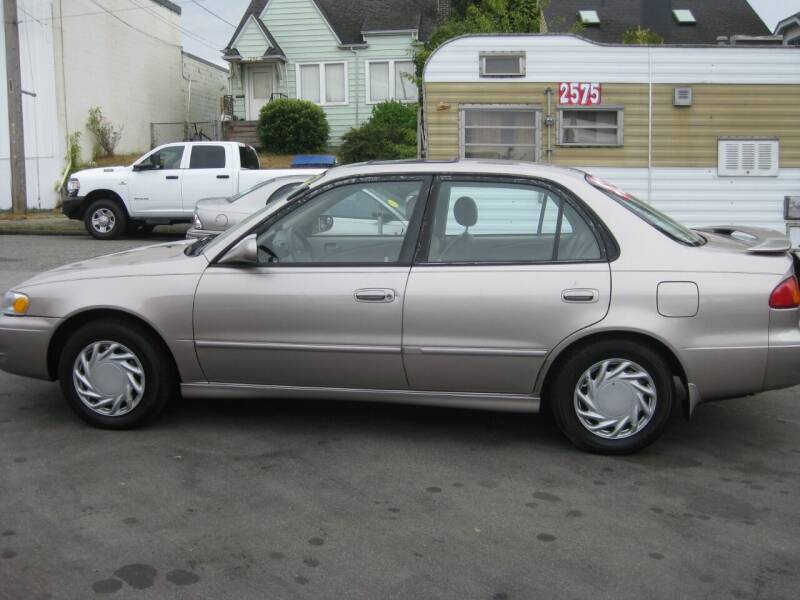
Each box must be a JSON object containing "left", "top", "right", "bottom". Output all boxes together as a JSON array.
[{"left": 769, "top": 276, "right": 800, "bottom": 309}]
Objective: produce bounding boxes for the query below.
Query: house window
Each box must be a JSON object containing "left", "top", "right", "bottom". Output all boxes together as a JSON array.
[
  {"left": 718, "top": 138, "right": 779, "bottom": 177},
  {"left": 479, "top": 52, "right": 526, "bottom": 77},
  {"left": 558, "top": 108, "right": 623, "bottom": 146},
  {"left": 297, "top": 62, "right": 347, "bottom": 106},
  {"left": 366, "top": 60, "right": 418, "bottom": 103},
  {"left": 460, "top": 106, "right": 540, "bottom": 162}
]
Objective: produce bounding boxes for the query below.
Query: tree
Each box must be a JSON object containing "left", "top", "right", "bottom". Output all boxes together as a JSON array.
[
  {"left": 622, "top": 27, "right": 664, "bottom": 45},
  {"left": 413, "top": 0, "right": 543, "bottom": 80}
]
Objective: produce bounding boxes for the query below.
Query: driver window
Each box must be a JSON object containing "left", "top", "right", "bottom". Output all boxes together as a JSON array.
[
  {"left": 255, "top": 180, "right": 425, "bottom": 264},
  {"left": 141, "top": 146, "right": 184, "bottom": 170}
]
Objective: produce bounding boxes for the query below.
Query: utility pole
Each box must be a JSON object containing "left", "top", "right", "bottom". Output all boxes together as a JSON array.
[{"left": 4, "top": 0, "right": 27, "bottom": 215}]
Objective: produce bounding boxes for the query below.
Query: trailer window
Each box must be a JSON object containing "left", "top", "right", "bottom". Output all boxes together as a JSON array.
[
  {"left": 461, "top": 106, "right": 539, "bottom": 162},
  {"left": 559, "top": 108, "right": 623, "bottom": 146},
  {"left": 479, "top": 52, "right": 526, "bottom": 77}
]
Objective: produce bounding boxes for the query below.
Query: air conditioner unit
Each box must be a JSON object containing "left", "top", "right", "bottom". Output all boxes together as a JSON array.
[{"left": 673, "top": 87, "right": 693, "bottom": 106}]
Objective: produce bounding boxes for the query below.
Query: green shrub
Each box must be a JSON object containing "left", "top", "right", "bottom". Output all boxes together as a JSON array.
[
  {"left": 258, "top": 99, "right": 329, "bottom": 154},
  {"left": 339, "top": 101, "right": 418, "bottom": 164},
  {"left": 622, "top": 27, "right": 664, "bottom": 45},
  {"left": 369, "top": 100, "right": 418, "bottom": 131},
  {"left": 86, "top": 106, "right": 123, "bottom": 158}
]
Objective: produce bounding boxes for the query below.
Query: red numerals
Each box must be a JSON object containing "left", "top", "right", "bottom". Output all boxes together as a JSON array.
[{"left": 559, "top": 82, "right": 601, "bottom": 105}]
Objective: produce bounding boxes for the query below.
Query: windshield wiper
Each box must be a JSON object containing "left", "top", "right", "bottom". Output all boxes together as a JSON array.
[{"left": 184, "top": 235, "right": 214, "bottom": 257}]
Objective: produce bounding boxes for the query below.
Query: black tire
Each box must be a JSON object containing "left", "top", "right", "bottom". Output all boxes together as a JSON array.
[
  {"left": 57, "top": 319, "right": 174, "bottom": 429},
  {"left": 549, "top": 340, "right": 674, "bottom": 455},
  {"left": 84, "top": 199, "right": 127, "bottom": 240}
]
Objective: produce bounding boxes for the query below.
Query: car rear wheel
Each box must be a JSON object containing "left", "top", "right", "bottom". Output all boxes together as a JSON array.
[
  {"left": 84, "top": 199, "right": 127, "bottom": 239},
  {"left": 57, "top": 319, "right": 174, "bottom": 429},
  {"left": 550, "top": 340, "right": 673, "bottom": 454}
]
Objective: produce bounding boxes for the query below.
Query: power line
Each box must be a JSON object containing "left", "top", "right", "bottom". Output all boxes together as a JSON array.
[
  {"left": 190, "top": 0, "right": 236, "bottom": 28},
  {"left": 87, "top": 0, "right": 181, "bottom": 48},
  {"left": 17, "top": 1, "right": 196, "bottom": 24},
  {"left": 125, "top": 0, "right": 222, "bottom": 51}
]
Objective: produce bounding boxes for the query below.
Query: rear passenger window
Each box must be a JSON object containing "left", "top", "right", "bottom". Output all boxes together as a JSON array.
[
  {"left": 425, "top": 181, "right": 599, "bottom": 263},
  {"left": 189, "top": 145, "right": 226, "bottom": 169},
  {"left": 239, "top": 146, "right": 260, "bottom": 170}
]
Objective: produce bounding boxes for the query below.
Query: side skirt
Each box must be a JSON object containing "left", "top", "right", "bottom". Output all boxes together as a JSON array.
[{"left": 181, "top": 383, "right": 541, "bottom": 413}]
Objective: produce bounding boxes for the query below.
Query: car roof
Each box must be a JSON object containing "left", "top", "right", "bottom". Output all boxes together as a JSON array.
[{"left": 311, "top": 159, "right": 587, "bottom": 187}]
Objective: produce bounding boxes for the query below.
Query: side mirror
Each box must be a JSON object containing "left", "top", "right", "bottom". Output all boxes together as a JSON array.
[
  {"left": 314, "top": 215, "right": 334, "bottom": 234},
  {"left": 132, "top": 163, "right": 153, "bottom": 172},
  {"left": 219, "top": 234, "right": 258, "bottom": 265}
]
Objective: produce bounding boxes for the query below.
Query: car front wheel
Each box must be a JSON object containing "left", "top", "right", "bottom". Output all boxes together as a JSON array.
[
  {"left": 84, "top": 199, "right": 127, "bottom": 239},
  {"left": 57, "top": 319, "right": 174, "bottom": 429},
  {"left": 550, "top": 340, "right": 674, "bottom": 454}
]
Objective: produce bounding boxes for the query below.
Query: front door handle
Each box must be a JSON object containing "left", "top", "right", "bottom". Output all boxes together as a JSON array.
[
  {"left": 562, "top": 288, "right": 599, "bottom": 303},
  {"left": 355, "top": 288, "right": 396, "bottom": 303},
  {"left": 216, "top": 174, "right": 230, "bottom": 179},
  {"left": 165, "top": 175, "right": 179, "bottom": 180}
]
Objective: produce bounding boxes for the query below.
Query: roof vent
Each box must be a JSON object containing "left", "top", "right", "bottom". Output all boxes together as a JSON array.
[
  {"left": 578, "top": 10, "right": 600, "bottom": 25},
  {"left": 673, "top": 9, "right": 696, "bottom": 25},
  {"left": 673, "top": 87, "right": 692, "bottom": 107}
]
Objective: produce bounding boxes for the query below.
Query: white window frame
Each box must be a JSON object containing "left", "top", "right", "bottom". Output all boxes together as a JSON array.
[
  {"left": 295, "top": 61, "right": 349, "bottom": 106},
  {"left": 479, "top": 51, "right": 526, "bottom": 78},
  {"left": 459, "top": 104, "right": 542, "bottom": 162},
  {"left": 365, "top": 59, "right": 418, "bottom": 105},
  {"left": 557, "top": 106, "right": 624, "bottom": 147}
]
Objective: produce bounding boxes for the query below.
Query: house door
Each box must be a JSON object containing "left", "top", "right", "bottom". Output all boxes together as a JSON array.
[{"left": 247, "top": 66, "right": 274, "bottom": 120}]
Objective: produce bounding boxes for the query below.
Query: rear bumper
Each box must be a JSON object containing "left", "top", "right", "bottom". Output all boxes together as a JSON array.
[
  {"left": 0, "top": 315, "right": 60, "bottom": 380},
  {"left": 763, "top": 308, "right": 800, "bottom": 391}
]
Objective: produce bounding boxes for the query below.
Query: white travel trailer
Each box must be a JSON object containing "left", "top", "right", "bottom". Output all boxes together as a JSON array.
[{"left": 422, "top": 34, "right": 800, "bottom": 238}]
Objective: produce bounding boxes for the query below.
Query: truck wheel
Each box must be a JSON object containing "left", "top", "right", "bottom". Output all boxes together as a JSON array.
[{"left": 85, "top": 199, "right": 127, "bottom": 239}]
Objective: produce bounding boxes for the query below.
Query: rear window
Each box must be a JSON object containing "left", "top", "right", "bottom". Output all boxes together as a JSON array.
[
  {"left": 587, "top": 174, "right": 705, "bottom": 247},
  {"left": 239, "top": 146, "right": 260, "bottom": 170},
  {"left": 189, "top": 145, "right": 226, "bottom": 169}
]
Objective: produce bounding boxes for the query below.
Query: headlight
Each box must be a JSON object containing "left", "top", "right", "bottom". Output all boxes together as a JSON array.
[
  {"left": 193, "top": 213, "right": 203, "bottom": 230},
  {"left": 67, "top": 178, "right": 80, "bottom": 197},
  {"left": 2, "top": 291, "right": 30, "bottom": 316}
]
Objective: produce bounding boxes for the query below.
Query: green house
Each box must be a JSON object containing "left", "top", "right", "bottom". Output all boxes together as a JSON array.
[{"left": 222, "top": 0, "right": 443, "bottom": 146}]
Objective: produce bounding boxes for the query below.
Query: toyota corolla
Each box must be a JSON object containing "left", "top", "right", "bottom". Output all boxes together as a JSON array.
[{"left": 2, "top": 161, "right": 799, "bottom": 454}]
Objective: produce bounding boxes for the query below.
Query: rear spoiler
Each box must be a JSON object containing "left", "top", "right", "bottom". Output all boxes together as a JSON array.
[{"left": 693, "top": 225, "right": 792, "bottom": 254}]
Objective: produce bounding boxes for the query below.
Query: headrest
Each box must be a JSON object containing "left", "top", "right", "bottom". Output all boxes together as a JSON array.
[{"left": 453, "top": 196, "right": 478, "bottom": 228}]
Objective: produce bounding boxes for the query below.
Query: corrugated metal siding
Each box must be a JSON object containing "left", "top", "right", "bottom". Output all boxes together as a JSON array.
[
  {"left": 587, "top": 167, "right": 800, "bottom": 231},
  {"left": 652, "top": 85, "right": 800, "bottom": 168},
  {"left": 425, "top": 35, "right": 800, "bottom": 84},
  {"left": 425, "top": 82, "right": 650, "bottom": 166}
]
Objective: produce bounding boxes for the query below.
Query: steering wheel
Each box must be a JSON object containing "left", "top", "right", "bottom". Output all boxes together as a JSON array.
[{"left": 285, "top": 226, "right": 313, "bottom": 262}]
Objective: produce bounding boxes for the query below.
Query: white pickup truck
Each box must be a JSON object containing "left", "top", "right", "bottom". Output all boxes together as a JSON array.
[{"left": 63, "top": 141, "right": 308, "bottom": 239}]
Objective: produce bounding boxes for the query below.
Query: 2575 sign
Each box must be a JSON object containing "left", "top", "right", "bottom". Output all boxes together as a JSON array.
[{"left": 559, "top": 82, "right": 602, "bottom": 105}]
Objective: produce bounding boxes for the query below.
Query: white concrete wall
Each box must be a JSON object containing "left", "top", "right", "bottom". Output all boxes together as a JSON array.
[
  {"left": 0, "top": 0, "right": 63, "bottom": 210},
  {"left": 54, "top": 0, "right": 184, "bottom": 161},
  {"left": 182, "top": 52, "right": 228, "bottom": 128}
]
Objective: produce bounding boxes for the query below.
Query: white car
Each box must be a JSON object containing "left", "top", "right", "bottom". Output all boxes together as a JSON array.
[
  {"left": 63, "top": 141, "right": 309, "bottom": 239},
  {"left": 189, "top": 174, "right": 414, "bottom": 240},
  {"left": 186, "top": 172, "right": 323, "bottom": 239}
]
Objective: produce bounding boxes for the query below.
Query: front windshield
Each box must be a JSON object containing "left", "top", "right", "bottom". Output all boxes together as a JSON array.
[{"left": 586, "top": 174, "right": 705, "bottom": 247}]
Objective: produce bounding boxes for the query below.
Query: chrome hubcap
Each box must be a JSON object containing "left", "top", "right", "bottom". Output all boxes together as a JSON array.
[
  {"left": 574, "top": 359, "right": 657, "bottom": 440},
  {"left": 73, "top": 341, "right": 145, "bottom": 417},
  {"left": 91, "top": 208, "right": 116, "bottom": 233}
]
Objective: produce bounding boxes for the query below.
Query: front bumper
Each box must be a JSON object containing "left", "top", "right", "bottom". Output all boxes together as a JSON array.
[
  {"left": 0, "top": 315, "right": 60, "bottom": 381},
  {"left": 61, "top": 194, "right": 85, "bottom": 220},
  {"left": 186, "top": 228, "right": 221, "bottom": 240}
]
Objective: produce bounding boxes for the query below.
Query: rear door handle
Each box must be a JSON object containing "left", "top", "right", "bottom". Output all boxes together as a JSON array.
[
  {"left": 562, "top": 288, "right": 599, "bottom": 303},
  {"left": 165, "top": 175, "right": 179, "bottom": 180},
  {"left": 216, "top": 174, "right": 230, "bottom": 179},
  {"left": 355, "top": 288, "right": 396, "bottom": 303}
]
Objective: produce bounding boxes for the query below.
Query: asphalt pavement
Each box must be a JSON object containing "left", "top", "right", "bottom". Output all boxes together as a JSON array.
[{"left": 1, "top": 234, "right": 799, "bottom": 600}]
